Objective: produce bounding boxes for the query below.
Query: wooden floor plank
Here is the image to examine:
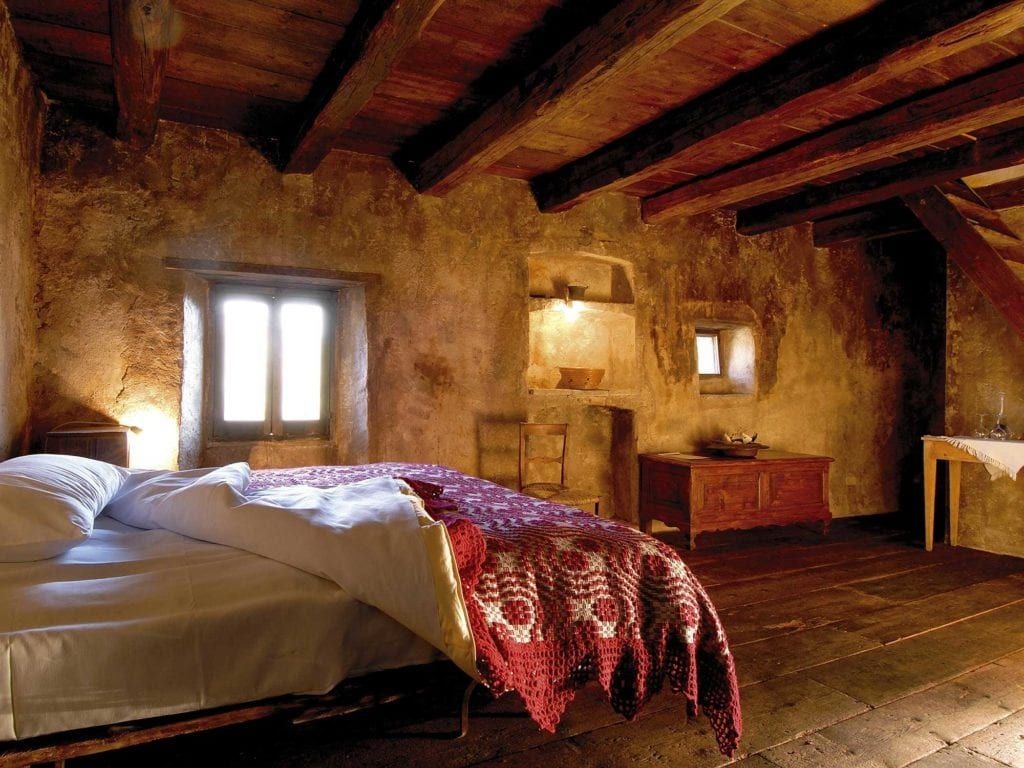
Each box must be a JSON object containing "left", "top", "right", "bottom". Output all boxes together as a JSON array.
[
  {"left": 806, "top": 603, "right": 1024, "bottom": 707},
  {"left": 559, "top": 674, "right": 867, "bottom": 768},
  {"left": 720, "top": 585, "right": 895, "bottom": 647},
  {"left": 708, "top": 548, "right": 962, "bottom": 610},
  {"left": 837, "top": 573, "right": 1024, "bottom": 645},
  {"left": 847, "top": 555, "right": 1024, "bottom": 603},
  {"left": 691, "top": 539, "right": 914, "bottom": 586},
  {"left": 733, "top": 626, "right": 882, "bottom": 685},
  {"left": 907, "top": 745, "right": 1011, "bottom": 767},
  {"left": 764, "top": 651, "right": 1024, "bottom": 768},
  {"left": 953, "top": 709, "right": 1024, "bottom": 767}
]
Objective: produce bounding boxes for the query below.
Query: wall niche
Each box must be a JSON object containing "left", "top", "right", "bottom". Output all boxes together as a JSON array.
[{"left": 526, "top": 251, "right": 637, "bottom": 394}]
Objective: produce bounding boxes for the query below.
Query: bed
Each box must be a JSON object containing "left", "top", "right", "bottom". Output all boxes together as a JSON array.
[{"left": 0, "top": 460, "right": 741, "bottom": 760}]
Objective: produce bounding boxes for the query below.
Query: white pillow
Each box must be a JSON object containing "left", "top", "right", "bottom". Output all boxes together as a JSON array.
[
  {"left": 105, "top": 463, "right": 251, "bottom": 530},
  {"left": 0, "top": 454, "right": 130, "bottom": 562}
]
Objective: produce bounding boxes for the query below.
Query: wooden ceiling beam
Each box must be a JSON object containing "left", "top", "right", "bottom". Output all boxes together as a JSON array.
[
  {"left": 402, "top": 0, "right": 743, "bottom": 196},
  {"left": 532, "top": 0, "right": 1024, "bottom": 213},
  {"left": 975, "top": 178, "right": 1024, "bottom": 209},
  {"left": 281, "top": 0, "right": 444, "bottom": 174},
  {"left": 736, "top": 126, "right": 1024, "bottom": 235},
  {"left": 812, "top": 202, "right": 920, "bottom": 248},
  {"left": 904, "top": 187, "right": 1024, "bottom": 339},
  {"left": 644, "top": 56, "right": 1024, "bottom": 224},
  {"left": 109, "top": 0, "right": 173, "bottom": 149}
]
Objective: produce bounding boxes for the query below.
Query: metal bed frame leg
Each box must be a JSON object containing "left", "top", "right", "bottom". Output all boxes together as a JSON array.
[{"left": 458, "top": 680, "right": 478, "bottom": 739}]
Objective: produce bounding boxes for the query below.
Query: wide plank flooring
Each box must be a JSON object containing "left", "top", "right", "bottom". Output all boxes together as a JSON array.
[{"left": 79, "top": 517, "right": 1024, "bottom": 768}]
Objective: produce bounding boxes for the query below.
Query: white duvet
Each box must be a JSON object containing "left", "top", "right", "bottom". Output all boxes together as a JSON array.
[{"left": 105, "top": 463, "right": 478, "bottom": 680}]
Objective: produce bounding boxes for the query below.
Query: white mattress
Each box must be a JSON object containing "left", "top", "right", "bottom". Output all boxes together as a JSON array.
[{"left": 0, "top": 517, "right": 439, "bottom": 741}]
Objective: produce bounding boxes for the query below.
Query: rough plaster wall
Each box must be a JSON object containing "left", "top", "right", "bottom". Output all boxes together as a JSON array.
[
  {"left": 32, "top": 110, "right": 944, "bottom": 520},
  {"left": 946, "top": 250, "right": 1024, "bottom": 557},
  {"left": 0, "top": 6, "right": 43, "bottom": 459}
]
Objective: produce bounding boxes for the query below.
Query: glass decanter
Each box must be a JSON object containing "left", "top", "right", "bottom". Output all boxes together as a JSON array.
[{"left": 990, "top": 392, "right": 1011, "bottom": 440}]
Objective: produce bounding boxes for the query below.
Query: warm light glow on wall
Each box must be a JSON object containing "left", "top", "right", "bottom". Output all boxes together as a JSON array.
[
  {"left": 120, "top": 407, "right": 178, "bottom": 469},
  {"left": 558, "top": 300, "right": 582, "bottom": 322}
]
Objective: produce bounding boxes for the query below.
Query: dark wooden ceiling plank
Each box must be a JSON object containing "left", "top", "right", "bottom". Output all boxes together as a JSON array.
[
  {"left": 811, "top": 202, "right": 921, "bottom": 247},
  {"left": 174, "top": 14, "right": 329, "bottom": 80},
  {"left": 6, "top": 0, "right": 109, "bottom": 34},
  {"left": 110, "top": 0, "right": 173, "bottom": 149},
  {"left": 904, "top": 186, "right": 1024, "bottom": 339},
  {"left": 644, "top": 56, "right": 1024, "bottom": 223},
  {"left": 404, "top": 0, "right": 744, "bottom": 196},
  {"left": 976, "top": 177, "right": 1024, "bottom": 209},
  {"left": 173, "top": 0, "right": 344, "bottom": 53},
  {"left": 736, "top": 125, "right": 1024, "bottom": 235},
  {"left": 243, "top": 0, "right": 359, "bottom": 27},
  {"left": 14, "top": 18, "right": 311, "bottom": 104},
  {"left": 160, "top": 77, "right": 294, "bottom": 137},
  {"left": 532, "top": 0, "right": 1024, "bottom": 213},
  {"left": 281, "top": 0, "right": 446, "bottom": 174}
]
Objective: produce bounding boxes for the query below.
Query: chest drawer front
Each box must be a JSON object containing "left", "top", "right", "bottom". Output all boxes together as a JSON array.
[
  {"left": 695, "top": 472, "right": 761, "bottom": 515},
  {"left": 767, "top": 467, "right": 825, "bottom": 509}
]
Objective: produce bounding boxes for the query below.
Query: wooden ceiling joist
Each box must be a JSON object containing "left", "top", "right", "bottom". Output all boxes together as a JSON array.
[
  {"left": 109, "top": 0, "right": 172, "bottom": 149},
  {"left": 811, "top": 202, "right": 920, "bottom": 248},
  {"left": 904, "top": 187, "right": 1024, "bottom": 339},
  {"left": 531, "top": 0, "right": 1024, "bottom": 214},
  {"left": 280, "top": 0, "right": 444, "bottom": 174},
  {"left": 402, "top": 0, "right": 744, "bottom": 196},
  {"left": 643, "top": 55, "right": 1024, "bottom": 224},
  {"left": 736, "top": 125, "right": 1024, "bottom": 236}
]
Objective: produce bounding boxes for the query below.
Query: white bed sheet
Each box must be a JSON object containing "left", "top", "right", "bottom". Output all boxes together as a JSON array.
[{"left": 0, "top": 517, "right": 439, "bottom": 741}]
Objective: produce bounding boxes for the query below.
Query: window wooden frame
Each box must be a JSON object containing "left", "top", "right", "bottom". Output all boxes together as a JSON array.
[
  {"left": 695, "top": 330, "right": 722, "bottom": 377},
  {"left": 210, "top": 284, "right": 335, "bottom": 441}
]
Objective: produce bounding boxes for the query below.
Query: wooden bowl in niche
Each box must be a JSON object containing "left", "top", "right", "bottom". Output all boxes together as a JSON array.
[{"left": 557, "top": 367, "right": 605, "bottom": 390}]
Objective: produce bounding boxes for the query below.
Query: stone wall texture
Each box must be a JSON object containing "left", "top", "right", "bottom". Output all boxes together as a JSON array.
[
  {"left": 0, "top": 6, "right": 43, "bottom": 459},
  {"left": 946, "top": 242, "right": 1024, "bottom": 557},
  {"left": 31, "top": 110, "right": 945, "bottom": 521}
]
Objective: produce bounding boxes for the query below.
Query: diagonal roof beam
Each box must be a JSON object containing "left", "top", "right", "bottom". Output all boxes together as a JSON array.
[
  {"left": 905, "top": 187, "right": 1024, "bottom": 339},
  {"left": 402, "top": 0, "right": 744, "bottom": 196},
  {"left": 281, "top": 0, "right": 445, "bottom": 174},
  {"left": 109, "top": 0, "right": 173, "bottom": 149},
  {"left": 643, "top": 56, "right": 1024, "bottom": 224},
  {"left": 531, "top": 0, "right": 1024, "bottom": 213},
  {"left": 736, "top": 125, "right": 1024, "bottom": 235}
]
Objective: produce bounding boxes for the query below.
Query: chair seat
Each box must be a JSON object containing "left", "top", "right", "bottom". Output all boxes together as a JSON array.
[{"left": 522, "top": 483, "right": 601, "bottom": 513}]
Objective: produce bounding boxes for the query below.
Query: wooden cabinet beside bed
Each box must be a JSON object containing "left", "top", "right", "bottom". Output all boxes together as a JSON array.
[{"left": 639, "top": 451, "right": 833, "bottom": 548}]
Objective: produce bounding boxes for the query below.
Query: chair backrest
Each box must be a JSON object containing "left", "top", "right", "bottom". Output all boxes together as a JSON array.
[{"left": 519, "top": 422, "right": 568, "bottom": 490}]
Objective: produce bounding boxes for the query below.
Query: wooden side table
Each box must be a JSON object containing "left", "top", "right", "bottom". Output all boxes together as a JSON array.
[
  {"left": 922, "top": 436, "right": 980, "bottom": 552},
  {"left": 639, "top": 450, "right": 832, "bottom": 549}
]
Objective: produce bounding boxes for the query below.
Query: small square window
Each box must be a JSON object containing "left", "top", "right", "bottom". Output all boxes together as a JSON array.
[{"left": 695, "top": 331, "right": 721, "bottom": 376}]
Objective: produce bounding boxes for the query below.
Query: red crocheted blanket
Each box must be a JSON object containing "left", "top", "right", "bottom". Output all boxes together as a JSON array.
[{"left": 249, "top": 463, "right": 742, "bottom": 756}]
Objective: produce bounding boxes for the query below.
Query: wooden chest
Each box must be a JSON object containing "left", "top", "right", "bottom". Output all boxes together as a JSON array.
[
  {"left": 46, "top": 425, "right": 132, "bottom": 467},
  {"left": 639, "top": 450, "right": 832, "bottom": 548}
]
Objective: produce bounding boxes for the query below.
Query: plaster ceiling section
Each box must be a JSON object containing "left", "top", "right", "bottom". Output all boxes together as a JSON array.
[{"left": 330, "top": 0, "right": 568, "bottom": 156}]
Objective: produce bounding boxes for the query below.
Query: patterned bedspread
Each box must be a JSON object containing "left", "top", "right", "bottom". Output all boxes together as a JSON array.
[{"left": 249, "top": 463, "right": 742, "bottom": 756}]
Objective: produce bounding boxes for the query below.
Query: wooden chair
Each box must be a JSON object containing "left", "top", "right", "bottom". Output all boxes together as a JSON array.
[{"left": 518, "top": 422, "right": 601, "bottom": 515}]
